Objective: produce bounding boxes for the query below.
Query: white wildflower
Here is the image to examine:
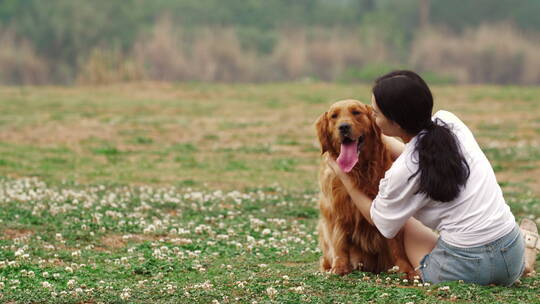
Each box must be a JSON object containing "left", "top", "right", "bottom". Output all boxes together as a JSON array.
[
  {"left": 289, "top": 286, "right": 304, "bottom": 293},
  {"left": 266, "top": 287, "right": 277, "bottom": 298},
  {"left": 193, "top": 280, "right": 213, "bottom": 290},
  {"left": 120, "top": 288, "right": 131, "bottom": 300},
  {"left": 388, "top": 265, "right": 400, "bottom": 273}
]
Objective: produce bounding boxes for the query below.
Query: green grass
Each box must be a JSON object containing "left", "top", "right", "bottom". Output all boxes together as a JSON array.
[{"left": 0, "top": 83, "right": 538, "bottom": 303}]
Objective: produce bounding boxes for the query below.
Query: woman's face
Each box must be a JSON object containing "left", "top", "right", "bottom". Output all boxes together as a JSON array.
[{"left": 371, "top": 94, "right": 403, "bottom": 137}]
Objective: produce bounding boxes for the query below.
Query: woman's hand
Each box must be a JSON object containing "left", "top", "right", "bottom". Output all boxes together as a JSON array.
[
  {"left": 325, "top": 155, "right": 353, "bottom": 189},
  {"left": 325, "top": 154, "right": 374, "bottom": 225}
]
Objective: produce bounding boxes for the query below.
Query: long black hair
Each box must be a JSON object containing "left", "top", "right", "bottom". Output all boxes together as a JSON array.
[{"left": 372, "top": 70, "right": 470, "bottom": 202}]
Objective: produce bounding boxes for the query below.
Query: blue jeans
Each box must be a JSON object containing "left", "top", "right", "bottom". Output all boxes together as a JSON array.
[{"left": 419, "top": 225, "right": 525, "bottom": 286}]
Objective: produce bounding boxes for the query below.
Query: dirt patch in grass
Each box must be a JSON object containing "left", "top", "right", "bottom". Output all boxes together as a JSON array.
[
  {"left": 0, "top": 120, "right": 117, "bottom": 151},
  {"left": 100, "top": 234, "right": 127, "bottom": 249},
  {"left": 1, "top": 228, "right": 33, "bottom": 240},
  {"left": 100, "top": 233, "right": 185, "bottom": 249},
  {"left": 497, "top": 166, "right": 540, "bottom": 196},
  {"left": 281, "top": 261, "right": 307, "bottom": 267}
]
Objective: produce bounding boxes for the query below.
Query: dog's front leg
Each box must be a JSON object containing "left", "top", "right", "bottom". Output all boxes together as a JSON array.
[
  {"left": 330, "top": 223, "right": 352, "bottom": 275},
  {"left": 318, "top": 220, "right": 333, "bottom": 272}
]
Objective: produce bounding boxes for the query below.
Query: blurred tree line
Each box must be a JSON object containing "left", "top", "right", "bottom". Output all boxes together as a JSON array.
[{"left": 0, "top": 0, "right": 539, "bottom": 84}]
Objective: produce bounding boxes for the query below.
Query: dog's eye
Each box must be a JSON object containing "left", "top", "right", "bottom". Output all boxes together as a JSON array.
[
  {"left": 331, "top": 113, "right": 338, "bottom": 119},
  {"left": 352, "top": 110, "right": 361, "bottom": 115}
]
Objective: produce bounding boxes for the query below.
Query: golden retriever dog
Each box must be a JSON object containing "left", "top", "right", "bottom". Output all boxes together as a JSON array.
[{"left": 315, "top": 99, "right": 414, "bottom": 276}]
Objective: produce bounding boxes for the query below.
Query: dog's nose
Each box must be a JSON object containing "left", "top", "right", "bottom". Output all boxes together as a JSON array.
[{"left": 339, "top": 123, "right": 351, "bottom": 133}]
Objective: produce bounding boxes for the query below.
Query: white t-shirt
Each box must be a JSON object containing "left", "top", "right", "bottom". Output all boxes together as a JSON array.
[{"left": 370, "top": 110, "right": 515, "bottom": 248}]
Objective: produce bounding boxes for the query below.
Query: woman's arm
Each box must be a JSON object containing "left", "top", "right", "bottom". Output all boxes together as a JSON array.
[
  {"left": 326, "top": 156, "right": 374, "bottom": 225},
  {"left": 381, "top": 135, "right": 405, "bottom": 161}
]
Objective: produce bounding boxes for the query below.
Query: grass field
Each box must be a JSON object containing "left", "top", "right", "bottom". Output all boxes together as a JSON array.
[{"left": 0, "top": 83, "right": 539, "bottom": 303}]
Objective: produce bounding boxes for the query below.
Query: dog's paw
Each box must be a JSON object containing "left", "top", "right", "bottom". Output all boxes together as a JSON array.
[
  {"left": 331, "top": 260, "right": 352, "bottom": 276},
  {"left": 331, "top": 265, "right": 352, "bottom": 276},
  {"left": 320, "top": 257, "right": 332, "bottom": 272},
  {"left": 405, "top": 270, "right": 420, "bottom": 281}
]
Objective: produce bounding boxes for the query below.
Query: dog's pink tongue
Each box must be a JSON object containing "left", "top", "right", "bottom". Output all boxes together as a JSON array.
[{"left": 337, "top": 142, "right": 358, "bottom": 173}]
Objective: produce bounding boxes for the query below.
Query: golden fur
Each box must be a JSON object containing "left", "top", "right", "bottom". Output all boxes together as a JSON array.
[{"left": 315, "top": 99, "right": 413, "bottom": 276}]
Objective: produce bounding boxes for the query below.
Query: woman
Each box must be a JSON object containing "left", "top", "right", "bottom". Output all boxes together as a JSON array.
[{"left": 327, "top": 70, "right": 538, "bottom": 285}]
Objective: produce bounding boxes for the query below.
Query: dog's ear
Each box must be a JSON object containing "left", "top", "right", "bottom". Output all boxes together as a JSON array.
[
  {"left": 365, "top": 105, "right": 382, "bottom": 138},
  {"left": 315, "top": 111, "right": 332, "bottom": 154}
]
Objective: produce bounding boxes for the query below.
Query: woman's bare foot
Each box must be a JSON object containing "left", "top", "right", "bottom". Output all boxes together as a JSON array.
[{"left": 520, "top": 218, "right": 539, "bottom": 276}]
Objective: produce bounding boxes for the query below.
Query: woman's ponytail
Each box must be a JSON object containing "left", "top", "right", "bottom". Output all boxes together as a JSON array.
[{"left": 410, "top": 119, "right": 470, "bottom": 202}]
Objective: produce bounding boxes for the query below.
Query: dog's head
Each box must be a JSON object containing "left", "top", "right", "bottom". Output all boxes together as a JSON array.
[{"left": 315, "top": 99, "right": 380, "bottom": 172}]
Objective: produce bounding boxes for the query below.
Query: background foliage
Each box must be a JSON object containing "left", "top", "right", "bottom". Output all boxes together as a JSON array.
[{"left": 1, "top": 0, "right": 540, "bottom": 84}]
